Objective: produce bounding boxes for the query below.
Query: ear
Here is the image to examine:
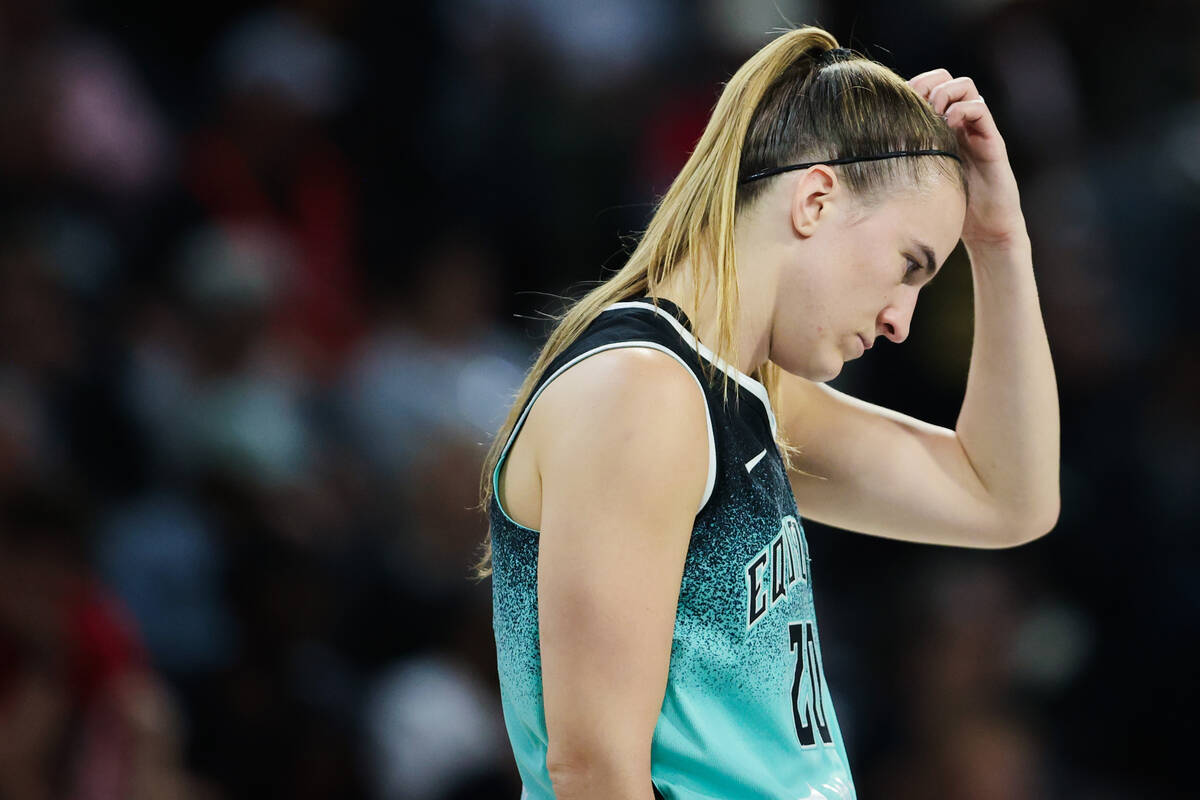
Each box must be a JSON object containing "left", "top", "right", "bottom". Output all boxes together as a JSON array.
[{"left": 790, "top": 165, "right": 838, "bottom": 238}]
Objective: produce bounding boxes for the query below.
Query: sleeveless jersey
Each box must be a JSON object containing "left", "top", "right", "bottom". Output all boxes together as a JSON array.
[{"left": 489, "top": 297, "right": 856, "bottom": 799}]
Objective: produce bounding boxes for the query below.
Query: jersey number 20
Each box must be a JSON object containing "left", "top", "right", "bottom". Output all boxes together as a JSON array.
[{"left": 789, "top": 620, "right": 833, "bottom": 748}]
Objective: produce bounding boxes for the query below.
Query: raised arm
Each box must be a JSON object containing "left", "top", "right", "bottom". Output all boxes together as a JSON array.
[
  {"left": 530, "top": 348, "right": 709, "bottom": 799},
  {"left": 780, "top": 65, "right": 1060, "bottom": 548},
  {"left": 779, "top": 231, "right": 1059, "bottom": 549}
]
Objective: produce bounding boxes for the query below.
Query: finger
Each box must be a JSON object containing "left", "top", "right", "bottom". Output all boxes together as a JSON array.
[
  {"left": 944, "top": 98, "right": 999, "bottom": 140},
  {"left": 928, "top": 76, "right": 981, "bottom": 115},
  {"left": 907, "top": 68, "right": 952, "bottom": 99}
]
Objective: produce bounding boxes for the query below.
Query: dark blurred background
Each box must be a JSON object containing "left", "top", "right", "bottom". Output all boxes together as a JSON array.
[{"left": 0, "top": 0, "right": 1195, "bottom": 798}]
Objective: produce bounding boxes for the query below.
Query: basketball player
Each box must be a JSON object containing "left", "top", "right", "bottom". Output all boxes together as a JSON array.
[{"left": 477, "top": 25, "right": 1060, "bottom": 800}]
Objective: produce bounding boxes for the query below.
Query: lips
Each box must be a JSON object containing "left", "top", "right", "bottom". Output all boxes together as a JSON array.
[{"left": 858, "top": 334, "right": 872, "bottom": 350}]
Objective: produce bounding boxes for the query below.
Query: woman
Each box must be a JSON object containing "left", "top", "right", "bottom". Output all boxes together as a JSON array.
[{"left": 477, "top": 24, "right": 1060, "bottom": 800}]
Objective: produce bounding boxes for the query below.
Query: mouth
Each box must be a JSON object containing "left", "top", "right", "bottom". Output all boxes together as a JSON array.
[{"left": 858, "top": 334, "right": 872, "bottom": 350}]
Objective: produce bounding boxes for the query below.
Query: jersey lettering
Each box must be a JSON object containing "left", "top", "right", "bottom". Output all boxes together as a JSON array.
[
  {"left": 746, "top": 552, "right": 769, "bottom": 627},
  {"left": 745, "top": 515, "right": 810, "bottom": 629}
]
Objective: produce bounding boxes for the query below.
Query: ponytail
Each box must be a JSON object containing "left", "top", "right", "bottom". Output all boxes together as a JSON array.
[{"left": 475, "top": 25, "right": 963, "bottom": 577}]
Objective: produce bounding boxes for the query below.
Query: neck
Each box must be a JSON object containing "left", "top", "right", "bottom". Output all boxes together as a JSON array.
[{"left": 654, "top": 247, "right": 777, "bottom": 378}]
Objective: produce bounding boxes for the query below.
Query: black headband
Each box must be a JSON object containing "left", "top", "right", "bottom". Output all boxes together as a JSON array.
[{"left": 738, "top": 149, "right": 963, "bottom": 186}]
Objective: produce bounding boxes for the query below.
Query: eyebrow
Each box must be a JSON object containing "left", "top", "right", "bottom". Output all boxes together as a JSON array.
[{"left": 912, "top": 240, "right": 939, "bottom": 280}]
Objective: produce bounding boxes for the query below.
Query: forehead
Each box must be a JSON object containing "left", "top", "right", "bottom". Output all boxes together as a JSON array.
[{"left": 854, "top": 176, "right": 965, "bottom": 254}]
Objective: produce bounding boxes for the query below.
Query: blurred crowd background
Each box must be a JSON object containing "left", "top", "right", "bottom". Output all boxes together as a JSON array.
[{"left": 0, "top": 0, "right": 1196, "bottom": 798}]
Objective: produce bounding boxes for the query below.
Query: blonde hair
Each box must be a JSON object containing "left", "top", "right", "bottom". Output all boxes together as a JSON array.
[{"left": 474, "top": 25, "right": 966, "bottom": 576}]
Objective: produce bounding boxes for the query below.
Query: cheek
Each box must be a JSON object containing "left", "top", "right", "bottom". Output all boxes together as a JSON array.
[{"left": 769, "top": 314, "right": 819, "bottom": 368}]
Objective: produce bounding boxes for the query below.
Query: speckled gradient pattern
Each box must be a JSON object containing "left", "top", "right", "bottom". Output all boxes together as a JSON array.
[{"left": 490, "top": 298, "right": 856, "bottom": 800}]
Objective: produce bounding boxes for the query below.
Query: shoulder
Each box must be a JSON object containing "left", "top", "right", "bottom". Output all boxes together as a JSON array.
[
  {"left": 532, "top": 345, "right": 707, "bottom": 439},
  {"left": 530, "top": 346, "right": 710, "bottom": 512}
]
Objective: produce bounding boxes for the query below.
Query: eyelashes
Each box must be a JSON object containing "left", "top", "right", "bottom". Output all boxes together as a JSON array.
[{"left": 904, "top": 257, "right": 922, "bottom": 281}]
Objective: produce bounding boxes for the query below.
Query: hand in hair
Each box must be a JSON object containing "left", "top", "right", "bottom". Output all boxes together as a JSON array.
[{"left": 908, "top": 69, "right": 1026, "bottom": 248}]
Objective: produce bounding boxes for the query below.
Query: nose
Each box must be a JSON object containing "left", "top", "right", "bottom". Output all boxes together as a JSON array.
[{"left": 876, "top": 288, "right": 918, "bottom": 344}]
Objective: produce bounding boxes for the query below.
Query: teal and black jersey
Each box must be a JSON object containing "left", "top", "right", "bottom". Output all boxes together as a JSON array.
[{"left": 489, "top": 296, "right": 856, "bottom": 800}]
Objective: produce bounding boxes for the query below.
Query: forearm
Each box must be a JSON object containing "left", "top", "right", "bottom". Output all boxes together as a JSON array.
[{"left": 955, "top": 225, "right": 1061, "bottom": 536}]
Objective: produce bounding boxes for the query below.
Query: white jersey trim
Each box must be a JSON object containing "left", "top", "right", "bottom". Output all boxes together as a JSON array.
[
  {"left": 493, "top": 341, "right": 718, "bottom": 532},
  {"left": 602, "top": 301, "right": 778, "bottom": 439}
]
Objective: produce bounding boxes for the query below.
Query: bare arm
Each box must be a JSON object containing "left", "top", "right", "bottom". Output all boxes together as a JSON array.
[
  {"left": 780, "top": 230, "right": 1059, "bottom": 547},
  {"left": 955, "top": 233, "right": 1059, "bottom": 536},
  {"left": 531, "top": 348, "right": 709, "bottom": 798}
]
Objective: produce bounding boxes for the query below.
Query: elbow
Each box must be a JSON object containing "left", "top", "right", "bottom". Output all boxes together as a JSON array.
[
  {"left": 546, "top": 745, "right": 649, "bottom": 798},
  {"left": 545, "top": 748, "right": 596, "bottom": 786},
  {"left": 546, "top": 755, "right": 592, "bottom": 799},
  {"left": 1005, "top": 497, "right": 1061, "bottom": 547}
]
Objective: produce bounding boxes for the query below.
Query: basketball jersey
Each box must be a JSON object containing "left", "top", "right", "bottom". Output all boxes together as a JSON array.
[{"left": 489, "top": 297, "right": 857, "bottom": 799}]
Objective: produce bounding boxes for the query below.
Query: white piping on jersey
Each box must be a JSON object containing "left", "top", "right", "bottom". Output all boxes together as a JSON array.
[
  {"left": 493, "top": 340, "right": 718, "bottom": 531},
  {"left": 602, "top": 301, "right": 778, "bottom": 439}
]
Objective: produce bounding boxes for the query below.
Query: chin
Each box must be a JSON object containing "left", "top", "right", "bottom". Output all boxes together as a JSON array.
[
  {"left": 820, "top": 361, "right": 844, "bottom": 381},
  {"left": 815, "top": 351, "right": 846, "bottom": 381}
]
